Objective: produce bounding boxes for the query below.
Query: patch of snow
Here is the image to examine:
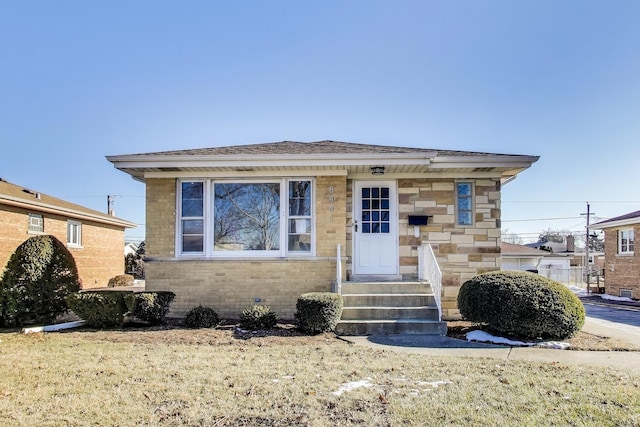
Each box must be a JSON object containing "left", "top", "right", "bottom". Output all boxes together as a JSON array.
[
  {"left": 567, "top": 286, "right": 588, "bottom": 297},
  {"left": 600, "top": 294, "right": 634, "bottom": 302},
  {"left": 536, "top": 341, "right": 571, "bottom": 350},
  {"left": 467, "top": 330, "right": 570, "bottom": 349},
  {"left": 466, "top": 330, "right": 536, "bottom": 346},
  {"left": 332, "top": 378, "right": 375, "bottom": 396}
]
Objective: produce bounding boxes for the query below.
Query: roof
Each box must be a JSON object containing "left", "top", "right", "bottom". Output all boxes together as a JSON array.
[
  {"left": 107, "top": 140, "right": 539, "bottom": 182},
  {"left": 591, "top": 210, "right": 640, "bottom": 230},
  {"left": 0, "top": 178, "right": 136, "bottom": 229},
  {"left": 501, "top": 242, "right": 564, "bottom": 257}
]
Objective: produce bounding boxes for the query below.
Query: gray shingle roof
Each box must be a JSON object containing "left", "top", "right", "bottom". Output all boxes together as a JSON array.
[{"left": 124, "top": 140, "right": 524, "bottom": 158}]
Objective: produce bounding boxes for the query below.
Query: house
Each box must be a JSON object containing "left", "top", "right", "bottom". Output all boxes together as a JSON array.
[
  {"left": 0, "top": 178, "right": 136, "bottom": 287},
  {"left": 527, "top": 235, "right": 605, "bottom": 279},
  {"left": 590, "top": 210, "right": 640, "bottom": 299},
  {"left": 501, "top": 242, "right": 571, "bottom": 283},
  {"left": 107, "top": 140, "right": 538, "bottom": 325}
]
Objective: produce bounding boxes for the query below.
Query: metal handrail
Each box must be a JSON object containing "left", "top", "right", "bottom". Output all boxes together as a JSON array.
[
  {"left": 418, "top": 244, "right": 442, "bottom": 321},
  {"left": 335, "top": 244, "right": 342, "bottom": 294}
]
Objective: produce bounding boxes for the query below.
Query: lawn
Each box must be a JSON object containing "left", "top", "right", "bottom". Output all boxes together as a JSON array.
[{"left": 1, "top": 325, "right": 639, "bottom": 426}]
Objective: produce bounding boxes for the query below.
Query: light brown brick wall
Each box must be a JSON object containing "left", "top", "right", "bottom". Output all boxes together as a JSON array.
[
  {"left": 147, "top": 258, "right": 336, "bottom": 318},
  {"left": 145, "top": 178, "right": 177, "bottom": 258},
  {"left": 602, "top": 226, "right": 640, "bottom": 298},
  {"left": 0, "top": 204, "right": 126, "bottom": 288},
  {"left": 143, "top": 176, "right": 347, "bottom": 318}
]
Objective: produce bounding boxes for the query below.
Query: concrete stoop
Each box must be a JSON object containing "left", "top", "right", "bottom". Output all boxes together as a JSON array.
[{"left": 335, "top": 281, "right": 447, "bottom": 336}]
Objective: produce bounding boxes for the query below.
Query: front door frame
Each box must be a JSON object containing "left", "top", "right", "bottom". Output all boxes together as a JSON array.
[{"left": 352, "top": 179, "right": 399, "bottom": 276}]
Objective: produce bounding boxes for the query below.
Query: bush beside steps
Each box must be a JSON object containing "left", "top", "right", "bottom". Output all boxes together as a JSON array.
[{"left": 457, "top": 270, "right": 585, "bottom": 340}]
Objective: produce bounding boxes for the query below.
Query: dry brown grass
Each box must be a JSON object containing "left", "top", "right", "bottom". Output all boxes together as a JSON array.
[{"left": 0, "top": 324, "right": 639, "bottom": 426}]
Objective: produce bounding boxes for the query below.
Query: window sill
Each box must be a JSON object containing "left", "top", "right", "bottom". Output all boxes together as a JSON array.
[{"left": 67, "top": 244, "right": 83, "bottom": 249}]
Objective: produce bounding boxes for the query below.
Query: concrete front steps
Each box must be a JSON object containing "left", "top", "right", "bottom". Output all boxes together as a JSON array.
[{"left": 335, "top": 281, "right": 447, "bottom": 336}]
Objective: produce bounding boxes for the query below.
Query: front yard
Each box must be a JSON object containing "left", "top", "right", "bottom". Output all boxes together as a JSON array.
[{"left": 1, "top": 325, "right": 639, "bottom": 426}]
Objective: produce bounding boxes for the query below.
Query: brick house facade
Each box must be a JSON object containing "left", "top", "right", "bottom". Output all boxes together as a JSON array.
[
  {"left": 0, "top": 178, "right": 136, "bottom": 288},
  {"left": 108, "top": 141, "right": 538, "bottom": 319},
  {"left": 591, "top": 210, "right": 640, "bottom": 299}
]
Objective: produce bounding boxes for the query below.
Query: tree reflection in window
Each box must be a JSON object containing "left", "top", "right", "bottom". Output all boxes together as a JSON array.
[{"left": 214, "top": 183, "right": 280, "bottom": 251}]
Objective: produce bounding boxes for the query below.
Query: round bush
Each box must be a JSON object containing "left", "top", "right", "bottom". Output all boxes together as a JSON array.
[
  {"left": 65, "top": 291, "right": 128, "bottom": 328},
  {"left": 0, "top": 235, "right": 80, "bottom": 327},
  {"left": 124, "top": 291, "right": 175, "bottom": 325},
  {"left": 295, "top": 292, "right": 343, "bottom": 334},
  {"left": 184, "top": 305, "right": 220, "bottom": 328},
  {"left": 458, "top": 270, "right": 585, "bottom": 340},
  {"left": 239, "top": 305, "right": 278, "bottom": 330}
]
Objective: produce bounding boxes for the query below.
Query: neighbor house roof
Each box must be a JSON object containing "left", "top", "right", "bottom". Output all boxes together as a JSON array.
[
  {"left": 501, "top": 242, "right": 566, "bottom": 257},
  {"left": 0, "top": 178, "right": 136, "bottom": 229},
  {"left": 107, "top": 140, "right": 539, "bottom": 183},
  {"left": 590, "top": 210, "right": 640, "bottom": 230}
]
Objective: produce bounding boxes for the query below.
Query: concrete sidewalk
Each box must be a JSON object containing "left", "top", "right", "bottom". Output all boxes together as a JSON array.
[{"left": 344, "top": 317, "right": 640, "bottom": 374}]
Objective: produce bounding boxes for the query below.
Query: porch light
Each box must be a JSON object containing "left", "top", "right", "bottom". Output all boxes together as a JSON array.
[{"left": 370, "top": 166, "right": 385, "bottom": 175}]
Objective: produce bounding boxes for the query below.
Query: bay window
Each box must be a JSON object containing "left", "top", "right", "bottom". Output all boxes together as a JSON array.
[{"left": 178, "top": 179, "right": 314, "bottom": 257}]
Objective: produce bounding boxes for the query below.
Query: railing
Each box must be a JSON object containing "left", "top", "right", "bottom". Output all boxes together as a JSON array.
[
  {"left": 335, "top": 244, "right": 342, "bottom": 294},
  {"left": 418, "top": 243, "right": 442, "bottom": 321}
]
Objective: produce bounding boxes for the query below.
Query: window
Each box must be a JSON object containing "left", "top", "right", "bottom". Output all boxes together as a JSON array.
[
  {"left": 288, "top": 181, "right": 312, "bottom": 253},
  {"left": 28, "top": 213, "right": 44, "bottom": 233},
  {"left": 67, "top": 221, "right": 82, "bottom": 247},
  {"left": 180, "top": 181, "right": 205, "bottom": 253},
  {"left": 178, "top": 179, "right": 314, "bottom": 256},
  {"left": 456, "top": 182, "right": 473, "bottom": 225},
  {"left": 618, "top": 229, "right": 634, "bottom": 254}
]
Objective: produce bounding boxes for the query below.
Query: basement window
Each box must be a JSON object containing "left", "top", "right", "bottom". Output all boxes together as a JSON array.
[{"left": 620, "top": 289, "right": 633, "bottom": 299}]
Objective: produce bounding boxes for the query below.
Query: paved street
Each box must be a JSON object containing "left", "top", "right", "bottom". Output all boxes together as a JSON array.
[{"left": 583, "top": 302, "right": 640, "bottom": 345}]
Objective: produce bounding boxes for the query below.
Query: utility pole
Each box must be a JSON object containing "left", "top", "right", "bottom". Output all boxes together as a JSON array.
[
  {"left": 581, "top": 202, "right": 595, "bottom": 293},
  {"left": 107, "top": 195, "right": 115, "bottom": 216}
]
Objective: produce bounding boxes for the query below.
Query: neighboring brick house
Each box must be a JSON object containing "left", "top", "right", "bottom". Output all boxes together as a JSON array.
[
  {"left": 108, "top": 140, "right": 538, "bottom": 327},
  {"left": 591, "top": 210, "right": 640, "bottom": 299},
  {"left": 0, "top": 178, "right": 136, "bottom": 288}
]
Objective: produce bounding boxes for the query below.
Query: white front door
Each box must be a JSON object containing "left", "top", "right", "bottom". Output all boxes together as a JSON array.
[{"left": 353, "top": 180, "right": 398, "bottom": 275}]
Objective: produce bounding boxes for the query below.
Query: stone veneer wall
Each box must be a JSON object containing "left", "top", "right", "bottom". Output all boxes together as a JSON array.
[
  {"left": 345, "top": 177, "right": 502, "bottom": 319},
  {"left": 144, "top": 176, "right": 347, "bottom": 319},
  {"left": 602, "top": 226, "right": 640, "bottom": 298}
]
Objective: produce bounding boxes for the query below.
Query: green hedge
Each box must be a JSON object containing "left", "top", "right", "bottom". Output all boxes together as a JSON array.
[
  {"left": 295, "top": 292, "right": 343, "bottom": 334},
  {"left": 124, "top": 291, "right": 175, "bottom": 325},
  {"left": 184, "top": 305, "right": 220, "bottom": 328},
  {"left": 458, "top": 270, "right": 585, "bottom": 340},
  {"left": 239, "top": 305, "right": 278, "bottom": 330},
  {"left": 66, "top": 291, "right": 129, "bottom": 328},
  {"left": 0, "top": 235, "right": 80, "bottom": 327},
  {"left": 66, "top": 291, "right": 175, "bottom": 328}
]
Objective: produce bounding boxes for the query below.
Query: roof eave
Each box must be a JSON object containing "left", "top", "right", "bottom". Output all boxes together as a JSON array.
[{"left": 0, "top": 195, "right": 136, "bottom": 229}]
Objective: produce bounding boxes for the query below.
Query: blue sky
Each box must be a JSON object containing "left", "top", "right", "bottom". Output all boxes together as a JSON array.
[{"left": 2, "top": 1, "right": 640, "bottom": 243}]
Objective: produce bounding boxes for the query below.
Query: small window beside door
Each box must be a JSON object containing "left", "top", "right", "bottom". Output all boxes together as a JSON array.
[{"left": 456, "top": 182, "right": 474, "bottom": 226}]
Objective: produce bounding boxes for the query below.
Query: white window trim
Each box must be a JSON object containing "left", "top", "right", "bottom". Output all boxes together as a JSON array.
[
  {"left": 28, "top": 213, "right": 44, "bottom": 234},
  {"left": 67, "top": 220, "right": 82, "bottom": 248},
  {"left": 176, "top": 178, "right": 316, "bottom": 258},
  {"left": 618, "top": 228, "right": 635, "bottom": 255},
  {"left": 455, "top": 181, "right": 474, "bottom": 226}
]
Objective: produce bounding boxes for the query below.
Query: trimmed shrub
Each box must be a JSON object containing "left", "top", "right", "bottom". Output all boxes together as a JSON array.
[
  {"left": 65, "top": 291, "right": 129, "bottom": 328},
  {"left": 0, "top": 235, "right": 80, "bottom": 327},
  {"left": 124, "top": 291, "right": 175, "bottom": 325},
  {"left": 108, "top": 274, "right": 135, "bottom": 288},
  {"left": 239, "top": 305, "right": 278, "bottom": 330},
  {"left": 184, "top": 305, "right": 220, "bottom": 328},
  {"left": 295, "top": 292, "right": 343, "bottom": 334},
  {"left": 458, "top": 270, "right": 585, "bottom": 340}
]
